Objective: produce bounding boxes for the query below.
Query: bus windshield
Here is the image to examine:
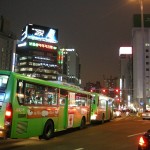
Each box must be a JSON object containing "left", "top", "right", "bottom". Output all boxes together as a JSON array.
[{"left": 0, "top": 75, "right": 9, "bottom": 91}]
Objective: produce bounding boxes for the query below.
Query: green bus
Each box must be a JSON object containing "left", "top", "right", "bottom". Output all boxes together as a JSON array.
[
  {"left": 90, "top": 92, "right": 114, "bottom": 123},
  {"left": 0, "top": 70, "right": 92, "bottom": 139}
]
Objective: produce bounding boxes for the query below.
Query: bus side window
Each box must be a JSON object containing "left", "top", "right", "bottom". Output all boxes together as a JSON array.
[
  {"left": 45, "top": 87, "right": 58, "bottom": 105},
  {"left": 59, "top": 98, "right": 65, "bottom": 105},
  {"left": 35, "top": 86, "right": 58, "bottom": 105},
  {"left": 75, "top": 94, "right": 87, "bottom": 106},
  {"left": 24, "top": 83, "right": 38, "bottom": 105},
  {"left": 59, "top": 89, "right": 67, "bottom": 106},
  {"left": 25, "top": 88, "right": 32, "bottom": 104},
  {"left": 17, "top": 81, "right": 59, "bottom": 106}
]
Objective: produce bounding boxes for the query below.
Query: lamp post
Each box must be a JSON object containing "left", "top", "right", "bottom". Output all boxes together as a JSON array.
[
  {"left": 139, "top": 0, "right": 144, "bottom": 30},
  {"left": 139, "top": 0, "right": 146, "bottom": 111}
]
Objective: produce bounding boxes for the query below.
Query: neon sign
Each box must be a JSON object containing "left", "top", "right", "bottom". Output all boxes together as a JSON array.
[
  {"left": 28, "top": 41, "right": 57, "bottom": 50},
  {"left": 58, "top": 51, "right": 63, "bottom": 64}
]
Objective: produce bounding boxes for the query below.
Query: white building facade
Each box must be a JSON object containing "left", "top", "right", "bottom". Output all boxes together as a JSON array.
[{"left": 132, "top": 28, "right": 150, "bottom": 109}]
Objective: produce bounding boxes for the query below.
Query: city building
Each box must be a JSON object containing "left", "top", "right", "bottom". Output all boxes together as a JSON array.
[
  {"left": 58, "top": 48, "right": 81, "bottom": 86},
  {"left": 84, "top": 81, "right": 101, "bottom": 93},
  {"left": 15, "top": 24, "right": 59, "bottom": 81},
  {"left": 119, "top": 47, "right": 133, "bottom": 107},
  {"left": 84, "top": 77, "right": 119, "bottom": 99},
  {"left": 102, "top": 76, "right": 119, "bottom": 99},
  {"left": 132, "top": 14, "right": 150, "bottom": 110},
  {"left": 0, "top": 16, "right": 16, "bottom": 71}
]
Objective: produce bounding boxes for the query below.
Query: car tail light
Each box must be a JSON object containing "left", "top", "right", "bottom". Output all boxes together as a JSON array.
[
  {"left": 5, "top": 103, "right": 12, "bottom": 125},
  {"left": 139, "top": 136, "right": 147, "bottom": 147}
]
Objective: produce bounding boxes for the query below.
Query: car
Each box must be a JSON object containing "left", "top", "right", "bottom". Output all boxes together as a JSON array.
[
  {"left": 138, "top": 129, "right": 150, "bottom": 150},
  {"left": 113, "top": 109, "right": 122, "bottom": 118},
  {"left": 142, "top": 110, "right": 150, "bottom": 120}
]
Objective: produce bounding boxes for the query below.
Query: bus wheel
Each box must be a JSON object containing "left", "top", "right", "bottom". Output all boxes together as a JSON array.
[
  {"left": 42, "top": 120, "right": 54, "bottom": 140},
  {"left": 80, "top": 117, "right": 86, "bottom": 129}
]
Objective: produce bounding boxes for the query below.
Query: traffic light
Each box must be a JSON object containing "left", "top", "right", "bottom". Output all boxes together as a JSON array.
[
  {"left": 102, "top": 89, "right": 106, "bottom": 93},
  {"left": 101, "top": 89, "right": 107, "bottom": 95},
  {"left": 115, "top": 88, "right": 119, "bottom": 93},
  {"left": 116, "top": 98, "right": 120, "bottom": 102}
]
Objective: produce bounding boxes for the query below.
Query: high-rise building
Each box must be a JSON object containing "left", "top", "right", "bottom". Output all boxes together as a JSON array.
[
  {"left": 0, "top": 16, "right": 16, "bottom": 71},
  {"left": 84, "top": 81, "right": 101, "bottom": 93},
  {"left": 132, "top": 14, "right": 150, "bottom": 110},
  {"left": 102, "top": 76, "right": 119, "bottom": 98},
  {"left": 15, "top": 24, "right": 59, "bottom": 81},
  {"left": 119, "top": 47, "right": 133, "bottom": 106},
  {"left": 58, "top": 48, "right": 81, "bottom": 86}
]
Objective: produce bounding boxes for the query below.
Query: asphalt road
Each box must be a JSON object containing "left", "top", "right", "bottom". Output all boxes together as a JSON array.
[{"left": 1, "top": 115, "right": 150, "bottom": 150}]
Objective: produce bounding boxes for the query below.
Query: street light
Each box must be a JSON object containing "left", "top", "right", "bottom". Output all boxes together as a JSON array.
[{"left": 139, "top": 0, "right": 146, "bottom": 112}]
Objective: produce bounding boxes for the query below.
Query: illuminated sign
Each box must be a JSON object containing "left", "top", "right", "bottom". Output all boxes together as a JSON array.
[
  {"left": 17, "top": 41, "right": 57, "bottom": 50},
  {"left": 58, "top": 51, "right": 63, "bottom": 64},
  {"left": 21, "top": 24, "right": 58, "bottom": 43},
  {"left": 18, "top": 42, "right": 27, "bottom": 47},
  {"left": 60, "top": 48, "right": 75, "bottom": 52},
  {"left": 119, "top": 47, "right": 132, "bottom": 56},
  {"left": 28, "top": 41, "right": 57, "bottom": 50}
]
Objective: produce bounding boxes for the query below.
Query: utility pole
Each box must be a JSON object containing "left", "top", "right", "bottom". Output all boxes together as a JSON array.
[{"left": 139, "top": 0, "right": 146, "bottom": 111}]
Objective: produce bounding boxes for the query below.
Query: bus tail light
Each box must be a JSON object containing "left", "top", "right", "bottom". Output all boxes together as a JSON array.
[
  {"left": 5, "top": 103, "right": 12, "bottom": 126},
  {"left": 91, "top": 114, "right": 97, "bottom": 120}
]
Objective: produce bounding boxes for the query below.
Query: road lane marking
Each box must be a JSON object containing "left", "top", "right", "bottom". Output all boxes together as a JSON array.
[
  {"left": 127, "top": 132, "right": 145, "bottom": 137},
  {"left": 74, "top": 148, "right": 84, "bottom": 150}
]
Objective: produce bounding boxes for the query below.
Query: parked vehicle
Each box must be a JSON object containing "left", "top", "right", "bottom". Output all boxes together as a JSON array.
[
  {"left": 0, "top": 70, "right": 114, "bottom": 140},
  {"left": 142, "top": 110, "right": 150, "bottom": 120}
]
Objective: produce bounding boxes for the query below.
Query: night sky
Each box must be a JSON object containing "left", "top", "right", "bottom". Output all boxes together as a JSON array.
[{"left": 0, "top": 0, "right": 150, "bottom": 86}]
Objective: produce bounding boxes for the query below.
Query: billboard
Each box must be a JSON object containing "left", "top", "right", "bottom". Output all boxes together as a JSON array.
[
  {"left": 119, "top": 47, "right": 132, "bottom": 56},
  {"left": 21, "top": 24, "right": 58, "bottom": 43}
]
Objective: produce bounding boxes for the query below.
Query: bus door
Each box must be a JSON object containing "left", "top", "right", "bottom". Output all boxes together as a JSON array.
[
  {"left": 68, "top": 93, "right": 91, "bottom": 128},
  {"left": 86, "top": 95, "right": 92, "bottom": 123},
  {"left": 57, "top": 89, "right": 68, "bottom": 130}
]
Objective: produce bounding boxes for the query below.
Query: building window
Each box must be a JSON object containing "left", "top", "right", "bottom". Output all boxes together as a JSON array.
[
  {"left": 146, "top": 49, "right": 149, "bottom": 52},
  {"left": 19, "top": 57, "right": 27, "bottom": 60},
  {"left": 146, "top": 56, "right": 149, "bottom": 58},
  {"left": 146, "top": 68, "right": 149, "bottom": 71}
]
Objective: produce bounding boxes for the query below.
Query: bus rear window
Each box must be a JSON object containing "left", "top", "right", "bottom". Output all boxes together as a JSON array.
[{"left": 0, "top": 75, "right": 9, "bottom": 91}]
